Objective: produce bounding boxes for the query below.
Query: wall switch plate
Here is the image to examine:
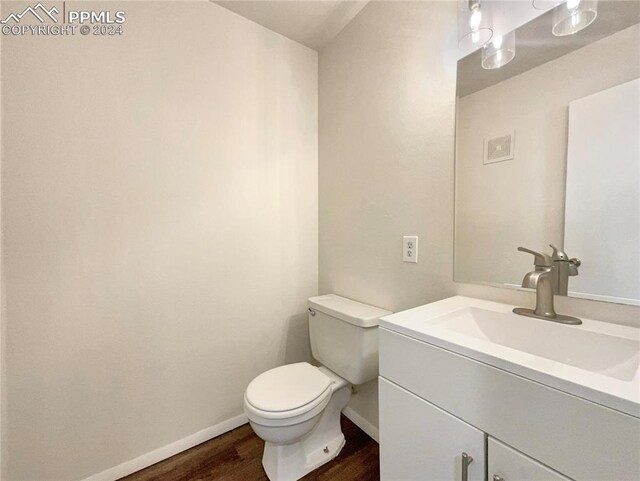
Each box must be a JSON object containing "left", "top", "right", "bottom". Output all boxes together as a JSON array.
[{"left": 403, "top": 236, "right": 418, "bottom": 263}]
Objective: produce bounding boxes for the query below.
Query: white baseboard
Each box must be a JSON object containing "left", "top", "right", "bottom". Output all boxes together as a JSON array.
[
  {"left": 342, "top": 406, "right": 379, "bottom": 443},
  {"left": 81, "top": 413, "right": 248, "bottom": 481},
  {"left": 80, "top": 407, "right": 374, "bottom": 481}
]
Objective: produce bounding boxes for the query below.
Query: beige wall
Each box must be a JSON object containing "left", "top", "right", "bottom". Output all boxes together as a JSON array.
[
  {"left": 0, "top": 23, "right": 4, "bottom": 479},
  {"left": 318, "top": 1, "right": 458, "bottom": 432},
  {"left": 455, "top": 24, "right": 640, "bottom": 289},
  {"left": 1, "top": 2, "right": 317, "bottom": 480}
]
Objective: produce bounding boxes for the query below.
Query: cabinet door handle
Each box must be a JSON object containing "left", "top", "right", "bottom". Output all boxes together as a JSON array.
[
  {"left": 461, "top": 452, "right": 473, "bottom": 481},
  {"left": 493, "top": 476, "right": 505, "bottom": 481}
]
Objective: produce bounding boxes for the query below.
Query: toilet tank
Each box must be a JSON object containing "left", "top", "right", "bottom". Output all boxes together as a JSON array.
[{"left": 308, "top": 294, "right": 392, "bottom": 385}]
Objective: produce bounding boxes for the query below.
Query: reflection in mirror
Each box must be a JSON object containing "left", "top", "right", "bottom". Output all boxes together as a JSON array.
[{"left": 454, "top": 1, "right": 640, "bottom": 305}]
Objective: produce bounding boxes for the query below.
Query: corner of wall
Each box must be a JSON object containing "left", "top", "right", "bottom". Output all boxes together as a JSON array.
[{"left": 318, "top": 0, "right": 459, "bottom": 437}]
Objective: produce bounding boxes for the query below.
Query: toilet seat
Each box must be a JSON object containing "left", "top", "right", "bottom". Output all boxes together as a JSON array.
[{"left": 244, "top": 363, "right": 333, "bottom": 426}]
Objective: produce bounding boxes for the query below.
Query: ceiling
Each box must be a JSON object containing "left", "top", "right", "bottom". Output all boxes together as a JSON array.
[
  {"left": 213, "top": 1, "right": 369, "bottom": 50},
  {"left": 457, "top": 0, "right": 640, "bottom": 97}
]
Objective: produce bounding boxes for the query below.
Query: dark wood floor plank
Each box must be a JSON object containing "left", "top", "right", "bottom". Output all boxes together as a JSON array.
[{"left": 120, "top": 415, "right": 379, "bottom": 481}]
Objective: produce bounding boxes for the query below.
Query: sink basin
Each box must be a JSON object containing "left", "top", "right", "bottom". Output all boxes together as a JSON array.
[
  {"left": 431, "top": 307, "right": 640, "bottom": 381},
  {"left": 379, "top": 296, "right": 640, "bottom": 417}
]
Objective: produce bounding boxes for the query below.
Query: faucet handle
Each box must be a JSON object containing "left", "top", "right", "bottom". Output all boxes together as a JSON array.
[
  {"left": 549, "top": 244, "right": 569, "bottom": 261},
  {"left": 517, "top": 246, "right": 553, "bottom": 267},
  {"left": 568, "top": 257, "right": 581, "bottom": 276}
]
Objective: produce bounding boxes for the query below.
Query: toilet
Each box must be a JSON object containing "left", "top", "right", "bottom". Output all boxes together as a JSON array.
[{"left": 243, "top": 294, "right": 391, "bottom": 481}]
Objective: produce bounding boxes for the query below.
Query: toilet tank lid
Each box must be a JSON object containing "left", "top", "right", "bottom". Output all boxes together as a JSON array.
[{"left": 308, "top": 294, "right": 392, "bottom": 328}]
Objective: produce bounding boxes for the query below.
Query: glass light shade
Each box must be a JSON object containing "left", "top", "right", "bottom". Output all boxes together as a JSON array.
[
  {"left": 552, "top": 0, "right": 598, "bottom": 36},
  {"left": 532, "top": 0, "right": 561, "bottom": 10},
  {"left": 458, "top": 0, "right": 493, "bottom": 50},
  {"left": 481, "top": 31, "right": 516, "bottom": 69}
]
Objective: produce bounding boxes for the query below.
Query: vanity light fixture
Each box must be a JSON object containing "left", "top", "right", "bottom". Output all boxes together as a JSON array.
[
  {"left": 458, "top": 0, "right": 493, "bottom": 49},
  {"left": 552, "top": 0, "right": 597, "bottom": 36},
  {"left": 481, "top": 31, "right": 516, "bottom": 69}
]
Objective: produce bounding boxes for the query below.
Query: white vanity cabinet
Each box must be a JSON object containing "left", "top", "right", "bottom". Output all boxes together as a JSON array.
[
  {"left": 488, "top": 438, "right": 570, "bottom": 481},
  {"left": 379, "top": 378, "right": 485, "bottom": 481},
  {"left": 378, "top": 325, "right": 640, "bottom": 481},
  {"left": 379, "top": 378, "right": 571, "bottom": 481}
]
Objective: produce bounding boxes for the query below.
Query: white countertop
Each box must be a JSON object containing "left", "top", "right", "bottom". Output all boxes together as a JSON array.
[{"left": 379, "top": 296, "right": 640, "bottom": 418}]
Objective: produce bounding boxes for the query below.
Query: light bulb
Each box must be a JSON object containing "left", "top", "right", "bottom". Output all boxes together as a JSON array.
[
  {"left": 458, "top": 0, "right": 493, "bottom": 49},
  {"left": 492, "top": 35, "right": 503, "bottom": 49},
  {"left": 469, "top": 7, "right": 482, "bottom": 30},
  {"left": 571, "top": 11, "right": 581, "bottom": 27},
  {"left": 566, "top": 0, "right": 581, "bottom": 9}
]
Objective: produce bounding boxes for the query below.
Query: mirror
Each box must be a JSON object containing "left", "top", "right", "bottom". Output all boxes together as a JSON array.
[{"left": 454, "top": 1, "right": 640, "bottom": 305}]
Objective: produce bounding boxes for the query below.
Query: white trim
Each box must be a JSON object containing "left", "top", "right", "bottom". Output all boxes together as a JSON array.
[
  {"left": 342, "top": 406, "right": 379, "bottom": 443},
  {"left": 81, "top": 413, "right": 248, "bottom": 481}
]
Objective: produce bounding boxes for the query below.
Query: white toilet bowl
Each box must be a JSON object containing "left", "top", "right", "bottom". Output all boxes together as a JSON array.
[
  {"left": 244, "top": 363, "right": 350, "bottom": 481},
  {"left": 244, "top": 294, "right": 391, "bottom": 481}
]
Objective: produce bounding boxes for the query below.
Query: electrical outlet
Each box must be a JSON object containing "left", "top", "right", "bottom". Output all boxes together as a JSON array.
[{"left": 403, "top": 236, "right": 418, "bottom": 263}]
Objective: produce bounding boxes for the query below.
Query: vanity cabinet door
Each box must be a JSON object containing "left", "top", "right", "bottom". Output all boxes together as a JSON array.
[
  {"left": 379, "top": 377, "right": 485, "bottom": 481},
  {"left": 488, "top": 437, "right": 571, "bottom": 481}
]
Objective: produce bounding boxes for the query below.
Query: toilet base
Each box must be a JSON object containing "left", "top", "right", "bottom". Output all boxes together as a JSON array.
[
  {"left": 262, "top": 431, "right": 345, "bottom": 481},
  {"left": 261, "top": 369, "right": 351, "bottom": 481}
]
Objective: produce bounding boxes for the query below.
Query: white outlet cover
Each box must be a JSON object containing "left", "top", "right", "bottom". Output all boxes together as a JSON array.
[{"left": 403, "top": 236, "right": 418, "bottom": 263}]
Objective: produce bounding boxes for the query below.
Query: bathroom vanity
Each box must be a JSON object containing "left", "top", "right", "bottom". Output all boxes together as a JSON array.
[
  {"left": 378, "top": 296, "right": 640, "bottom": 481},
  {"left": 434, "top": 4, "right": 640, "bottom": 479}
]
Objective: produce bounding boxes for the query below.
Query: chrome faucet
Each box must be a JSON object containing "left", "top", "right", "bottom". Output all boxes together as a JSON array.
[{"left": 512, "top": 246, "right": 582, "bottom": 325}]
